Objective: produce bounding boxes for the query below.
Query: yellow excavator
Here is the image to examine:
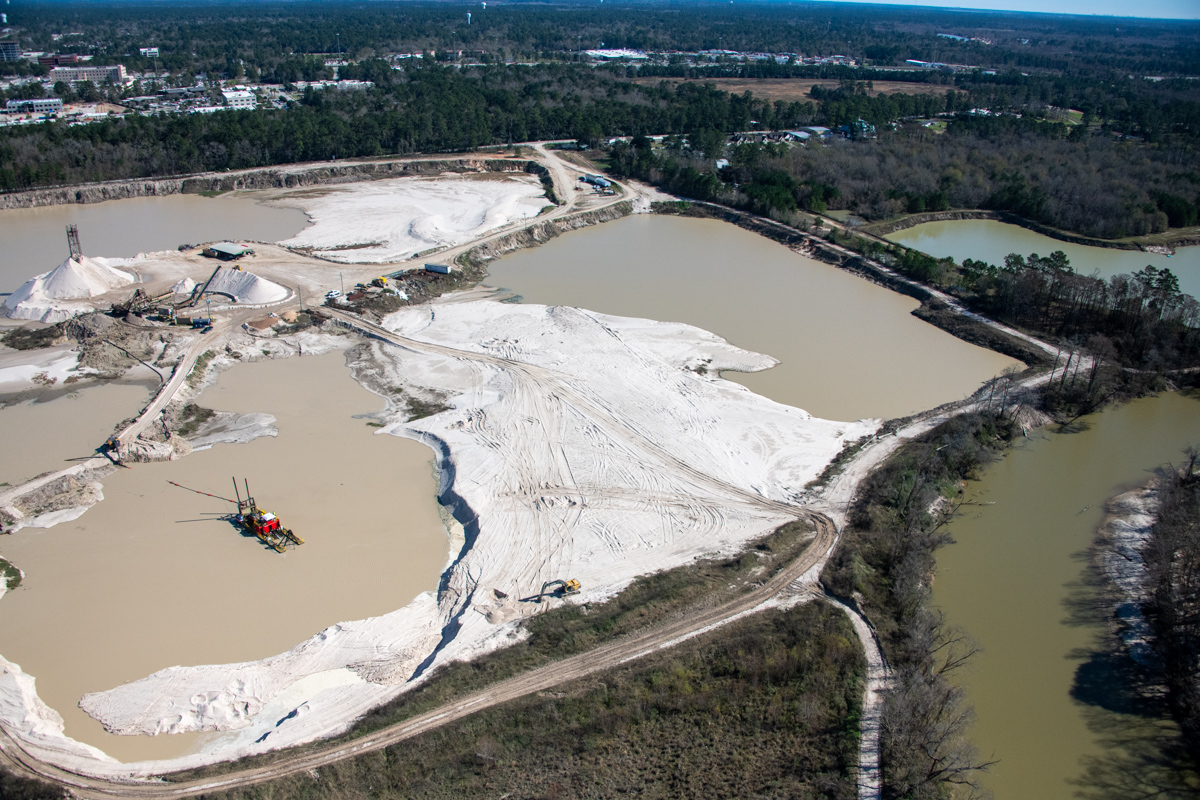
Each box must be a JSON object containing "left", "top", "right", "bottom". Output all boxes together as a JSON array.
[{"left": 536, "top": 578, "right": 581, "bottom": 602}]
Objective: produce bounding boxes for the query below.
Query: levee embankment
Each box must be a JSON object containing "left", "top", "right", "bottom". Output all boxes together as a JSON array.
[
  {"left": 0, "top": 157, "right": 543, "bottom": 210},
  {"left": 458, "top": 201, "right": 633, "bottom": 272}
]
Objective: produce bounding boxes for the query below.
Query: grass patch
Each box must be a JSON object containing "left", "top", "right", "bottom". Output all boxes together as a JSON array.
[
  {"left": 196, "top": 189, "right": 227, "bottom": 197},
  {"left": 0, "top": 558, "right": 21, "bottom": 591},
  {"left": 186, "top": 350, "right": 216, "bottom": 387},
  {"left": 195, "top": 601, "right": 863, "bottom": 800},
  {"left": 806, "top": 433, "right": 874, "bottom": 490},
  {"left": 405, "top": 393, "right": 452, "bottom": 421},
  {"left": 175, "top": 404, "right": 216, "bottom": 437},
  {"left": 365, "top": 421, "right": 384, "bottom": 428},
  {"left": 1, "top": 324, "right": 65, "bottom": 351},
  {"left": 164, "top": 519, "right": 818, "bottom": 783}
]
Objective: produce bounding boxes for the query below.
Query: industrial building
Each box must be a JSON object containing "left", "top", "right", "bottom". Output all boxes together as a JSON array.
[
  {"left": 4, "top": 98, "right": 63, "bottom": 115},
  {"left": 221, "top": 88, "right": 257, "bottom": 110},
  {"left": 203, "top": 242, "right": 254, "bottom": 261},
  {"left": 582, "top": 174, "right": 612, "bottom": 189},
  {"left": 49, "top": 64, "right": 128, "bottom": 85}
]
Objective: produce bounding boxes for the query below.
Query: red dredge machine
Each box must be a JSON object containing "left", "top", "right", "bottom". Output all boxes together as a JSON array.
[
  {"left": 232, "top": 478, "right": 304, "bottom": 553},
  {"left": 167, "top": 477, "right": 304, "bottom": 553}
]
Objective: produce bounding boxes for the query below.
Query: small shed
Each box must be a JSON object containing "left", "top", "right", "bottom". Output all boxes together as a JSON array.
[
  {"left": 204, "top": 242, "right": 254, "bottom": 261},
  {"left": 425, "top": 263, "right": 453, "bottom": 275}
]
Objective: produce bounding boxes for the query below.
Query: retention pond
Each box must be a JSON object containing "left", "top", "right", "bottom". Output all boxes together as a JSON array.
[
  {"left": 0, "top": 350, "right": 448, "bottom": 763},
  {"left": 932, "top": 391, "right": 1200, "bottom": 798},
  {"left": 887, "top": 219, "right": 1200, "bottom": 300},
  {"left": 485, "top": 214, "right": 1019, "bottom": 422}
]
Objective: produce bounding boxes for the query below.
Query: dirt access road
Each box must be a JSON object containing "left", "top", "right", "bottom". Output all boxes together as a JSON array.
[{"left": 0, "top": 515, "right": 837, "bottom": 799}]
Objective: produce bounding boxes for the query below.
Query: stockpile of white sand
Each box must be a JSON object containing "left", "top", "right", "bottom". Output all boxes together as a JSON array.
[
  {"left": 203, "top": 268, "right": 289, "bottom": 305},
  {"left": 59, "top": 301, "right": 875, "bottom": 775},
  {"left": 170, "top": 277, "right": 197, "bottom": 296},
  {"left": 5, "top": 256, "right": 136, "bottom": 323},
  {"left": 275, "top": 175, "right": 548, "bottom": 263}
]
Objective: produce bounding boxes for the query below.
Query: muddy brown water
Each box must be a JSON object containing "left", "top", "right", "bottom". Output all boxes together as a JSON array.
[
  {"left": 0, "top": 380, "right": 151, "bottom": 487},
  {"left": 0, "top": 194, "right": 307, "bottom": 293},
  {"left": 887, "top": 218, "right": 1200, "bottom": 301},
  {"left": 485, "top": 214, "right": 1020, "bottom": 422},
  {"left": 933, "top": 392, "right": 1200, "bottom": 798},
  {"left": 0, "top": 350, "right": 447, "bottom": 763}
]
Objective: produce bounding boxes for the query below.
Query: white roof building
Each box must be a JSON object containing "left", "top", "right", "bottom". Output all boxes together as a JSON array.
[{"left": 221, "top": 88, "right": 257, "bottom": 110}]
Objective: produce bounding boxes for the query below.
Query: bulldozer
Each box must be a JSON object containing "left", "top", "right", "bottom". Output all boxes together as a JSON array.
[{"left": 535, "top": 578, "right": 581, "bottom": 602}]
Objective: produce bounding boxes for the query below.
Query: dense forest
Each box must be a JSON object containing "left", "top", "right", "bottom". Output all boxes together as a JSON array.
[
  {"left": 4, "top": 0, "right": 1198, "bottom": 77},
  {"left": 1, "top": 1, "right": 1198, "bottom": 244},
  {"left": 612, "top": 128, "right": 1200, "bottom": 239}
]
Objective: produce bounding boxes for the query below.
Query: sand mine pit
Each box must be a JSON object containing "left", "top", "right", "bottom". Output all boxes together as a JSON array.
[{"left": 0, "top": 346, "right": 449, "bottom": 767}]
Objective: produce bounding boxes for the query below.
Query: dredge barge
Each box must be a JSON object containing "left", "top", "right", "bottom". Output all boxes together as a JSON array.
[{"left": 232, "top": 478, "right": 304, "bottom": 552}]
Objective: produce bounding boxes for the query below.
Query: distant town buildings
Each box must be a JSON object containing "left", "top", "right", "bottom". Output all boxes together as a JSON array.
[
  {"left": 49, "top": 64, "right": 128, "bottom": 85},
  {"left": 39, "top": 53, "right": 87, "bottom": 67},
  {"left": 139, "top": 47, "right": 159, "bottom": 58},
  {"left": 4, "top": 97, "right": 63, "bottom": 115},
  {"left": 0, "top": 40, "right": 19, "bottom": 62}
]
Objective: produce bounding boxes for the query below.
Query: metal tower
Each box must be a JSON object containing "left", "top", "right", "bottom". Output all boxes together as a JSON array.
[{"left": 66, "top": 224, "right": 82, "bottom": 258}]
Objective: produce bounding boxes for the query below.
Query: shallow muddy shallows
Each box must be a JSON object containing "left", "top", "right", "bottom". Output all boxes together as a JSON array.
[
  {"left": 0, "top": 350, "right": 448, "bottom": 763},
  {"left": 485, "top": 214, "right": 1020, "bottom": 422}
]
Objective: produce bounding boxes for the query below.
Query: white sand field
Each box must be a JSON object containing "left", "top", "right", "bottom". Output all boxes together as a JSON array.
[
  {"left": 271, "top": 174, "right": 549, "bottom": 263},
  {"left": 1, "top": 300, "right": 876, "bottom": 777}
]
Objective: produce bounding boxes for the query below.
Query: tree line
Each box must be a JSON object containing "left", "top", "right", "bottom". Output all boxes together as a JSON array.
[
  {"left": 6, "top": 0, "right": 1197, "bottom": 79},
  {"left": 823, "top": 412, "right": 1012, "bottom": 799},
  {"left": 610, "top": 130, "right": 1200, "bottom": 240},
  {"left": 1144, "top": 452, "right": 1200, "bottom": 769}
]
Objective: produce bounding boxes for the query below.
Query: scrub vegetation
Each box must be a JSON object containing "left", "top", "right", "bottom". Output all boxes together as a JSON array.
[
  {"left": 823, "top": 411, "right": 1017, "bottom": 799},
  {"left": 0, "top": 768, "right": 62, "bottom": 800},
  {"left": 196, "top": 602, "right": 863, "bottom": 800},
  {"left": 1145, "top": 451, "right": 1200, "bottom": 766}
]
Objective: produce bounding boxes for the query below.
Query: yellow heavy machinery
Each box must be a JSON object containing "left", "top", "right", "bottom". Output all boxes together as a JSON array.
[
  {"left": 371, "top": 276, "right": 389, "bottom": 288},
  {"left": 535, "top": 578, "right": 581, "bottom": 602}
]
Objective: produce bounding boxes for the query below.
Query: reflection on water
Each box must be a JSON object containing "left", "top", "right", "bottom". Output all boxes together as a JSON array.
[
  {"left": 0, "top": 350, "right": 447, "bottom": 763},
  {"left": 887, "top": 219, "right": 1200, "bottom": 300},
  {"left": 933, "top": 392, "right": 1200, "bottom": 798},
  {"left": 486, "top": 215, "right": 1019, "bottom": 421}
]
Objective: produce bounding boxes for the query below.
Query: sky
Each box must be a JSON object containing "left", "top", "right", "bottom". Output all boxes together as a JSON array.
[{"left": 809, "top": 0, "right": 1200, "bottom": 20}]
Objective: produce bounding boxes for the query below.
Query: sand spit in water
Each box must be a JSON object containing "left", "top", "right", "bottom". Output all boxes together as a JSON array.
[
  {"left": 34, "top": 300, "right": 876, "bottom": 776},
  {"left": 270, "top": 174, "right": 548, "bottom": 263}
]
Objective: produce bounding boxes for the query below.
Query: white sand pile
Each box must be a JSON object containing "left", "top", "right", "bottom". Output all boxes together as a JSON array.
[
  {"left": 170, "top": 277, "right": 196, "bottom": 295},
  {"left": 55, "top": 301, "right": 875, "bottom": 775},
  {"left": 276, "top": 175, "right": 548, "bottom": 263},
  {"left": 203, "top": 268, "right": 288, "bottom": 305},
  {"left": 5, "top": 256, "right": 136, "bottom": 323}
]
